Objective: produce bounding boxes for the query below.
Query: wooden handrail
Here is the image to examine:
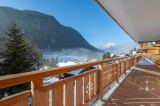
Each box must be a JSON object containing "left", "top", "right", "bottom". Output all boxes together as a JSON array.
[{"left": 0, "top": 56, "right": 130, "bottom": 89}]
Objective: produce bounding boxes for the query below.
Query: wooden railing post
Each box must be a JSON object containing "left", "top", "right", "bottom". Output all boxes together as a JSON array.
[
  {"left": 134, "top": 56, "right": 136, "bottom": 65},
  {"left": 137, "top": 56, "right": 139, "bottom": 63},
  {"left": 129, "top": 57, "right": 131, "bottom": 70},
  {"left": 132, "top": 56, "right": 134, "bottom": 66},
  {"left": 113, "top": 64, "right": 115, "bottom": 80},
  {"left": 131, "top": 56, "right": 133, "bottom": 67},
  {"left": 135, "top": 56, "right": 137, "bottom": 65},
  {"left": 124, "top": 58, "right": 127, "bottom": 75},
  {"left": 136, "top": 56, "right": 139, "bottom": 64},
  {"left": 116, "top": 60, "right": 119, "bottom": 83},
  {"left": 98, "top": 63, "right": 103, "bottom": 101},
  {"left": 31, "top": 79, "right": 43, "bottom": 106}
]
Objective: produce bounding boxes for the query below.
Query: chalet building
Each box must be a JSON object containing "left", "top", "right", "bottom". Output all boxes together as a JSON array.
[{"left": 137, "top": 41, "right": 160, "bottom": 55}]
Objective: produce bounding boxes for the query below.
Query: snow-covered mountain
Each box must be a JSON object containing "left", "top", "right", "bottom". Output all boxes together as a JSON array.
[
  {"left": 98, "top": 42, "right": 137, "bottom": 55},
  {"left": 98, "top": 43, "right": 116, "bottom": 49}
]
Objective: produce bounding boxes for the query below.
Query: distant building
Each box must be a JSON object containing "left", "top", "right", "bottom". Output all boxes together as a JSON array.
[
  {"left": 130, "top": 50, "right": 136, "bottom": 56},
  {"left": 118, "top": 53, "right": 126, "bottom": 57},
  {"left": 111, "top": 54, "right": 117, "bottom": 58},
  {"left": 84, "top": 53, "right": 100, "bottom": 62},
  {"left": 125, "top": 54, "right": 130, "bottom": 57}
]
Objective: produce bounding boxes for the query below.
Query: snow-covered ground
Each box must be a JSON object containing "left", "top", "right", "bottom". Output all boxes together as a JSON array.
[
  {"left": 40, "top": 66, "right": 50, "bottom": 70},
  {"left": 43, "top": 50, "right": 86, "bottom": 63},
  {"left": 57, "top": 61, "right": 80, "bottom": 67},
  {"left": 43, "top": 49, "right": 103, "bottom": 63},
  {"left": 57, "top": 61, "right": 83, "bottom": 75},
  {"left": 39, "top": 66, "right": 59, "bottom": 85},
  {"left": 43, "top": 77, "right": 59, "bottom": 85},
  {"left": 44, "top": 54, "right": 86, "bottom": 62}
]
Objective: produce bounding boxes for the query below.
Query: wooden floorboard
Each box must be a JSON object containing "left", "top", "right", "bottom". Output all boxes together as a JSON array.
[{"left": 104, "top": 64, "right": 160, "bottom": 106}]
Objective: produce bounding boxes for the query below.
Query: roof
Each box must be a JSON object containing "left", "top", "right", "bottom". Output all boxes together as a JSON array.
[
  {"left": 96, "top": 0, "right": 160, "bottom": 42},
  {"left": 67, "top": 69, "right": 82, "bottom": 75}
]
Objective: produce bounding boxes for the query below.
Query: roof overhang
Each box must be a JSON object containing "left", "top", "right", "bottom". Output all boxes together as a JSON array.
[{"left": 96, "top": 0, "right": 160, "bottom": 42}]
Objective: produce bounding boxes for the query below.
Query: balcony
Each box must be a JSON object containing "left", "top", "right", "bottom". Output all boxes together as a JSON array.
[
  {"left": 96, "top": 57, "right": 160, "bottom": 105},
  {"left": 1, "top": 0, "right": 160, "bottom": 106},
  {"left": 0, "top": 56, "right": 141, "bottom": 106}
]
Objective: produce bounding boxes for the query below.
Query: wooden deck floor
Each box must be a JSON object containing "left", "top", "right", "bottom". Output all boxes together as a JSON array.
[{"left": 103, "top": 64, "right": 160, "bottom": 106}]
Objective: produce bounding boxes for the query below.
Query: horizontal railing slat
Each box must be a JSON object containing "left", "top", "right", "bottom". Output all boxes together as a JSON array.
[
  {"left": 103, "top": 79, "right": 116, "bottom": 92},
  {"left": 0, "top": 90, "right": 31, "bottom": 106}
]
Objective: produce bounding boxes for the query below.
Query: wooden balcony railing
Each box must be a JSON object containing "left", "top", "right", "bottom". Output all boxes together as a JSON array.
[{"left": 0, "top": 56, "right": 141, "bottom": 106}]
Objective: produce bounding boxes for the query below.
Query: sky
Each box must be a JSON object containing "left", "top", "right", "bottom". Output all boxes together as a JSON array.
[{"left": 0, "top": 0, "right": 136, "bottom": 47}]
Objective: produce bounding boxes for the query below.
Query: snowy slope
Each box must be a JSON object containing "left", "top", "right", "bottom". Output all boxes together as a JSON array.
[
  {"left": 57, "top": 61, "right": 82, "bottom": 75},
  {"left": 98, "top": 43, "right": 116, "bottom": 49},
  {"left": 98, "top": 42, "right": 136, "bottom": 55}
]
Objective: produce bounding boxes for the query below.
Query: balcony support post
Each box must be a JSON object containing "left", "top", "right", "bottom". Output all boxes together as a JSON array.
[
  {"left": 98, "top": 63, "right": 103, "bottom": 101},
  {"left": 132, "top": 56, "right": 134, "bottom": 66},
  {"left": 116, "top": 60, "right": 119, "bottom": 83},
  {"left": 113, "top": 64, "right": 115, "bottom": 81},
  {"left": 129, "top": 57, "right": 131, "bottom": 70},
  {"left": 135, "top": 56, "right": 137, "bottom": 65},
  {"left": 124, "top": 58, "right": 127, "bottom": 75},
  {"left": 136, "top": 56, "right": 138, "bottom": 63},
  {"left": 31, "top": 79, "right": 43, "bottom": 106},
  {"left": 134, "top": 56, "right": 136, "bottom": 65},
  {"left": 133, "top": 56, "right": 135, "bottom": 65}
]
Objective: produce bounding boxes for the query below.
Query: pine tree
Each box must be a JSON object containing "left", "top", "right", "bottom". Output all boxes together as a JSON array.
[
  {"left": 103, "top": 52, "right": 111, "bottom": 60},
  {"left": 0, "top": 23, "right": 39, "bottom": 98}
]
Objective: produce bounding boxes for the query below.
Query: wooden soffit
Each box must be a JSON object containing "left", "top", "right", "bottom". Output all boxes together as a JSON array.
[{"left": 96, "top": 0, "right": 160, "bottom": 42}]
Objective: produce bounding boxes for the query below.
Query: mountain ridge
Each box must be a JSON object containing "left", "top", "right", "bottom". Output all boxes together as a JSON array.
[{"left": 0, "top": 6, "right": 98, "bottom": 52}]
